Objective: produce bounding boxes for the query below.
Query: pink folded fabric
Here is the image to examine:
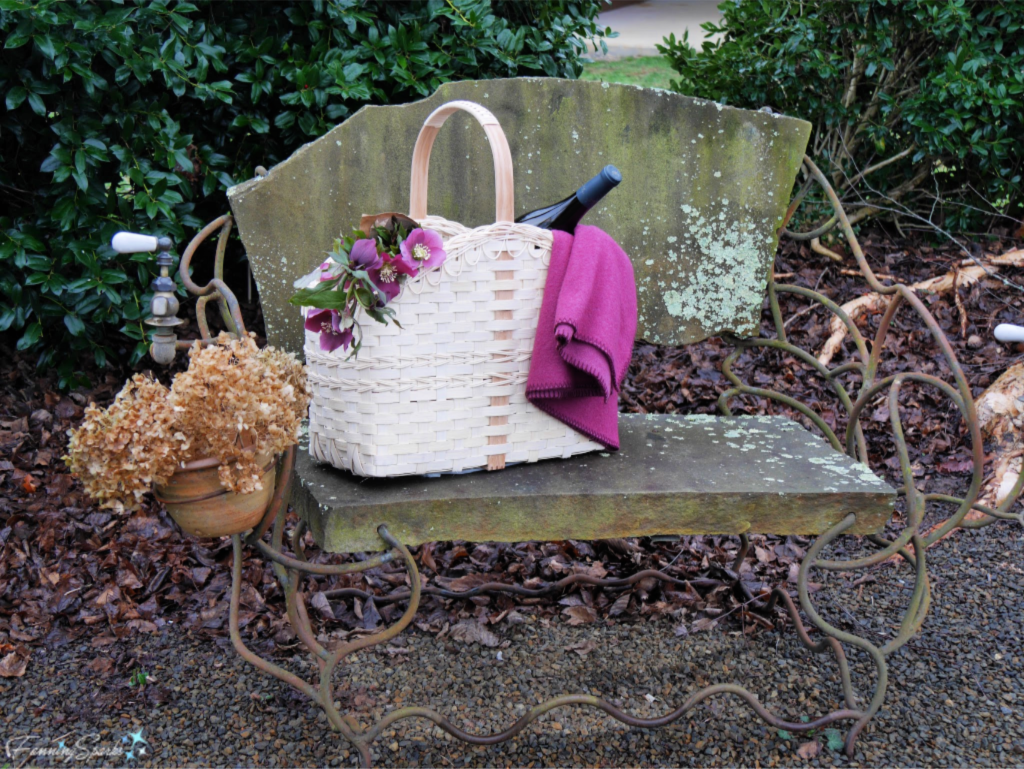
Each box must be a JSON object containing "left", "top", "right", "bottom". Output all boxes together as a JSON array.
[{"left": 526, "top": 225, "right": 637, "bottom": 450}]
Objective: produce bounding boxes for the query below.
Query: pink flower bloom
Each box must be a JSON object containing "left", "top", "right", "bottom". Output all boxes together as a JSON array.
[
  {"left": 367, "top": 254, "right": 413, "bottom": 305},
  {"left": 369, "top": 265, "right": 402, "bottom": 305},
  {"left": 392, "top": 253, "right": 419, "bottom": 278},
  {"left": 319, "top": 260, "right": 335, "bottom": 282},
  {"left": 304, "top": 308, "right": 353, "bottom": 352},
  {"left": 349, "top": 239, "right": 382, "bottom": 271},
  {"left": 399, "top": 228, "right": 445, "bottom": 273}
]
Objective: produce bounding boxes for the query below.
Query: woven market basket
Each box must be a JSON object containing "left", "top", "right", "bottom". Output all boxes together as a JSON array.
[{"left": 303, "top": 100, "right": 602, "bottom": 477}]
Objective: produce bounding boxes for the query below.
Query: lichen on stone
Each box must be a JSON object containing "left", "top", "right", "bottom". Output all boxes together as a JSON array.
[
  {"left": 683, "top": 414, "right": 718, "bottom": 424},
  {"left": 660, "top": 207, "right": 768, "bottom": 333}
]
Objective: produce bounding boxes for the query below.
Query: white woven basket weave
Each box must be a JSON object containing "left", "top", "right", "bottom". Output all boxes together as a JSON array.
[{"left": 303, "top": 100, "right": 602, "bottom": 477}]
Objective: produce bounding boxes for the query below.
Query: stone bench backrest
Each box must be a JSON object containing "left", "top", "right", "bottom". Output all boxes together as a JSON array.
[{"left": 228, "top": 77, "right": 811, "bottom": 355}]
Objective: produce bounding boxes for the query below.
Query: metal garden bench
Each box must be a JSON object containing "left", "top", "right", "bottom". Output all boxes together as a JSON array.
[{"left": 163, "top": 78, "right": 1017, "bottom": 767}]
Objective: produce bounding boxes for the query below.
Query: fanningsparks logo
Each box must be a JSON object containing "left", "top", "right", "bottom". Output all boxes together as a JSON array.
[{"left": 5, "top": 728, "right": 150, "bottom": 764}]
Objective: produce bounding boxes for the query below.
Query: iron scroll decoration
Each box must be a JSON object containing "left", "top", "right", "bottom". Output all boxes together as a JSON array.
[{"left": 126, "top": 157, "right": 1020, "bottom": 768}]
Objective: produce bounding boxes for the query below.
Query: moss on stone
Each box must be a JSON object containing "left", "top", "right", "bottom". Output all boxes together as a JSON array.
[{"left": 229, "top": 78, "right": 811, "bottom": 355}]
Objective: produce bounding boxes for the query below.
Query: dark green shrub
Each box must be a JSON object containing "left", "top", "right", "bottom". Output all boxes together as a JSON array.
[
  {"left": 659, "top": 0, "right": 1024, "bottom": 234},
  {"left": 0, "top": 0, "right": 611, "bottom": 384}
]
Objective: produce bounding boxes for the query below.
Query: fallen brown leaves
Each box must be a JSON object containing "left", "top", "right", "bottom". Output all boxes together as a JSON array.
[
  {"left": 0, "top": 359, "right": 293, "bottom": 674},
  {"left": 817, "top": 247, "right": 1024, "bottom": 366},
  {"left": 564, "top": 639, "right": 597, "bottom": 656},
  {"left": 0, "top": 644, "right": 29, "bottom": 677},
  {"left": 562, "top": 605, "right": 598, "bottom": 626},
  {"left": 797, "top": 739, "right": 821, "bottom": 759},
  {"left": 447, "top": 620, "right": 500, "bottom": 647},
  {"left": 1, "top": 229, "right": 1022, "bottom": 673}
]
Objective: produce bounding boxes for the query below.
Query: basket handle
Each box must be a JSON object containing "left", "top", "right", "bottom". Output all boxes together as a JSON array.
[{"left": 409, "top": 100, "right": 515, "bottom": 223}]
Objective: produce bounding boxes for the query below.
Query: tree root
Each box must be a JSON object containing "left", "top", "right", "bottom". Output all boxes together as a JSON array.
[
  {"left": 811, "top": 247, "right": 1024, "bottom": 562},
  {"left": 817, "top": 248, "right": 1024, "bottom": 366}
]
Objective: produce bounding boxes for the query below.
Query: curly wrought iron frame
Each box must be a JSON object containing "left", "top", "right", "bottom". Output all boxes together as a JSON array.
[{"left": 175, "top": 158, "right": 1020, "bottom": 768}]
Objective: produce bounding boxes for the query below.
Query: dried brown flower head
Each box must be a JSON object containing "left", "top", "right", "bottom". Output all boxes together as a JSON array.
[
  {"left": 65, "top": 374, "right": 181, "bottom": 511},
  {"left": 170, "top": 333, "right": 310, "bottom": 493},
  {"left": 67, "top": 333, "right": 310, "bottom": 508},
  {"left": 257, "top": 345, "right": 313, "bottom": 422}
]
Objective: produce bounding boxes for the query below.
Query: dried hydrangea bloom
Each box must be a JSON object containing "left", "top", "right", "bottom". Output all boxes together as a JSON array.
[
  {"left": 66, "top": 333, "right": 310, "bottom": 509},
  {"left": 257, "top": 345, "right": 312, "bottom": 422},
  {"left": 65, "top": 374, "right": 181, "bottom": 511},
  {"left": 170, "top": 333, "right": 310, "bottom": 493}
]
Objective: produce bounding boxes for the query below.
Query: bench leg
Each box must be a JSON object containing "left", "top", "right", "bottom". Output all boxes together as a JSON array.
[
  {"left": 723, "top": 153, "right": 1024, "bottom": 747},
  {"left": 794, "top": 514, "right": 890, "bottom": 755},
  {"left": 229, "top": 486, "right": 890, "bottom": 766}
]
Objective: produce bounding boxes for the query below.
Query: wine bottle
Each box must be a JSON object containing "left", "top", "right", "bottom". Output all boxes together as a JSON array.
[{"left": 515, "top": 165, "right": 622, "bottom": 233}]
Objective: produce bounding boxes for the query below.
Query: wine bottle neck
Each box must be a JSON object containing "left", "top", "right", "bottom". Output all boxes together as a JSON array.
[{"left": 576, "top": 165, "right": 623, "bottom": 208}]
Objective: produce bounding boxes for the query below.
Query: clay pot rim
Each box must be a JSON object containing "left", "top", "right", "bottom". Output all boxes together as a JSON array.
[
  {"left": 154, "top": 453, "right": 277, "bottom": 506},
  {"left": 171, "top": 451, "right": 276, "bottom": 474},
  {"left": 174, "top": 439, "right": 272, "bottom": 473},
  {"left": 177, "top": 455, "right": 223, "bottom": 472}
]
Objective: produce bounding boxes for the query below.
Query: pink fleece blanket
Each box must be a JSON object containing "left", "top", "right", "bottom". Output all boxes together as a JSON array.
[{"left": 526, "top": 225, "right": 637, "bottom": 450}]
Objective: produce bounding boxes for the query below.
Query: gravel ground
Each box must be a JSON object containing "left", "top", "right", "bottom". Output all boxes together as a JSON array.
[{"left": 3, "top": 522, "right": 1022, "bottom": 768}]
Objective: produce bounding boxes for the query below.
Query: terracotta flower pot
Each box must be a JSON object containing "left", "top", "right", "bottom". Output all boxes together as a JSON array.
[{"left": 153, "top": 452, "right": 277, "bottom": 537}]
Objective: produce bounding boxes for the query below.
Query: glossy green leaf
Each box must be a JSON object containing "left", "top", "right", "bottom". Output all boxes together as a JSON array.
[
  {"left": 658, "top": 0, "right": 1024, "bottom": 234},
  {"left": 5, "top": 86, "right": 27, "bottom": 110},
  {"left": 0, "top": 0, "right": 612, "bottom": 375},
  {"left": 26, "top": 91, "right": 46, "bottom": 115},
  {"left": 16, "top": 321, "right": 42, "bottom": 350},
  {"left": 64, "top": 314, "right": 85, "bottom": 336}
]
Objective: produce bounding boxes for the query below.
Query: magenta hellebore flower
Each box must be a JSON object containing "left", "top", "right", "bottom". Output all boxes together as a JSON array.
[
  {"left": 399, "top": 228, "right": 445, "bottom": 273},
  {"left": 368, "top": 253, "right": 417, "bottom": 305},
  {"left": 349, "top": 238, "right": 383, "bottom": 272},
  {"left": 369, "top": 265, "right": 402, "bottom": 305},
  {"left": 304, "top": 308, "right": 353, "bottom": 353}
]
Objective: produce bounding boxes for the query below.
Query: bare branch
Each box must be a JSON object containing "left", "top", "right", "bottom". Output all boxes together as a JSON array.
[
  {"left": 845, "top": 164, "right": 932, "bottom": 224},
  {"left": 839, "top": 170, "right": 1024, "bottom": 295},
  {"left": 842, "top": 53, "right": 866, "bottom": 110},
  {"left": 840, "top": 145, "right": 916, "bottom": 191}
]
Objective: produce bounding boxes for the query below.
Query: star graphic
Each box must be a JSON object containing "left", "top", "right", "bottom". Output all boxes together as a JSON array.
[
  {"left": 139, "top": 747, "right": 147, "bottom": 756},
  {"left": 122, "top": 735, "right": 129, "bottom": 744},
  {"left": 58, "top": 741, "right": 66, "bottom": 750},
  {"left": 129, "top": 729, "right": 148, "bottom": 747},
  {"left": 125, "top": 750, "right": 135, "bottom": 762}
]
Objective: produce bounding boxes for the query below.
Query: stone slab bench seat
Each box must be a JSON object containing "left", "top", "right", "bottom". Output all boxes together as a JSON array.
[{"left": 293, "top": 414, "right": 895, "bottom": 553}]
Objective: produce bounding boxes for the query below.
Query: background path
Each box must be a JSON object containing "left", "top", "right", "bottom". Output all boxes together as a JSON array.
[{"left": 593, "top": 0, "right": 722, "bottom": 59}]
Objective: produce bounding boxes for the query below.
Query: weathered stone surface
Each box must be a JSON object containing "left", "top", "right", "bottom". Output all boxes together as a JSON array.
[
  {"left": 293, "top": 415, "right": 894, "bottom": 553},
  {"left": 229, "top": 78, "right": 811, "bottom": 354}
]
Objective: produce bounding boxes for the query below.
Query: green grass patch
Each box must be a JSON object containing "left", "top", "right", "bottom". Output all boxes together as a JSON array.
[{"left": 580, "top": 55, "right": 676, "bottom": 90}]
